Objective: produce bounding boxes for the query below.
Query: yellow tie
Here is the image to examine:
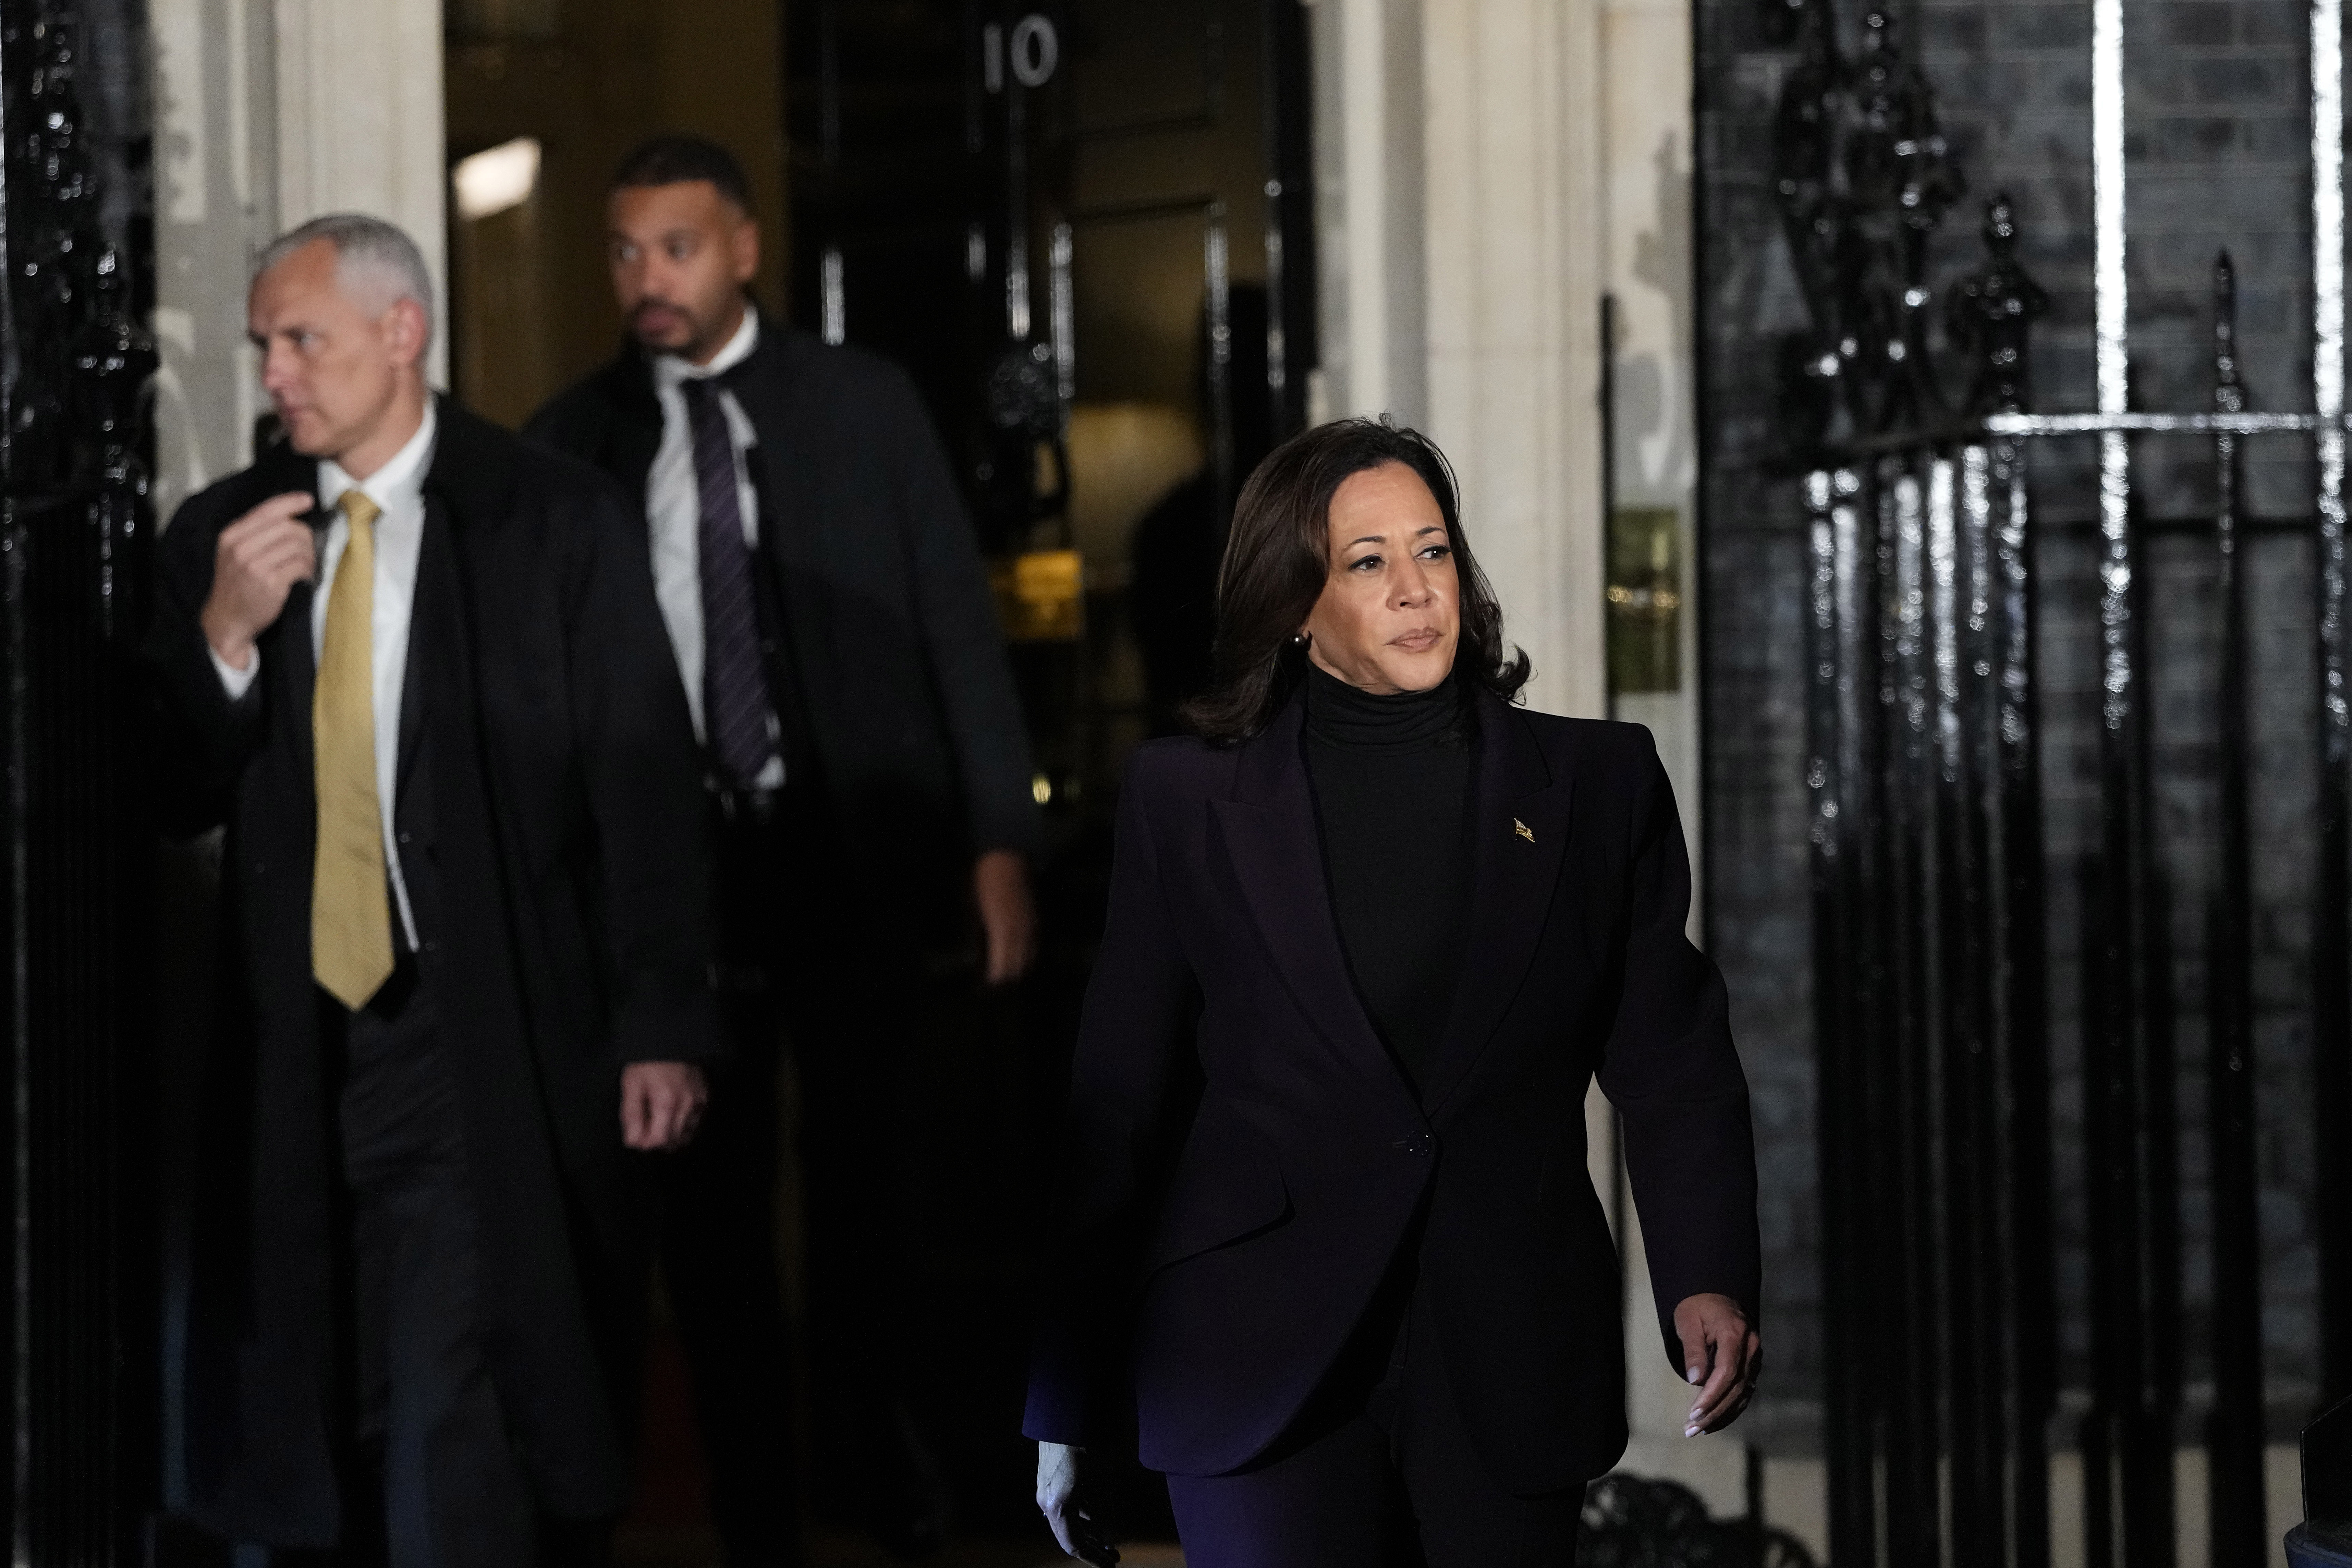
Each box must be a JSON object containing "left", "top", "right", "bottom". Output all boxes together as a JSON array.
[{"left": 312, "top": 489, "right": 393, "bottom": 1010}]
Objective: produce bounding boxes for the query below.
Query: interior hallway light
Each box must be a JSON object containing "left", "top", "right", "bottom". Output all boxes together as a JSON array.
[{"left": 453, "top": 137, "right": 540, "bottom": 221}]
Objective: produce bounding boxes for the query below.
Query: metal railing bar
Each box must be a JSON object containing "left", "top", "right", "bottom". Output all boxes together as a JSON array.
[
  {"left": 2206, "top": 251, "right": 2269, "bottom": 1566},
  {"left": 2312, "top": 0, "right": 2352, "bottom": 1414},
  {"left": 2029, "top": 515, "right": 2319, "bottom": 537},
  {"left": 1987, "top": 412, "right": 2330, "bottom": 436},
  {"left": 1800, "top": 412, "right": 2335, "bottom": 468}
]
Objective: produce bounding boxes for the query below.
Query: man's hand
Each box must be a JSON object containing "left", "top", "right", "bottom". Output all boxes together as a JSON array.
[
  {"left": 1035, "top": 1442, "right": 1118, "bottom": 1565},
  {"left": 620, "top": 1061, "right": 708, "bottom": 1152},
  {"left": 200, "top": 492, "right": 317, "bottom": 671},
  {"left": 1674, "top": 1292, "right": 1761, "bottom": 1435},
  {"left": 974, "top": 848, "right": 1036, "bottom": 987}
]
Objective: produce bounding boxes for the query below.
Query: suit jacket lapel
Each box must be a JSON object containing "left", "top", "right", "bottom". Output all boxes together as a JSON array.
[
  {"left": 261, "top": 446, "right": 324, "bottom": 781},
  {"left": 394, "top": 500, "right": 448, "bottom": 813},
  {"left": 275, "top": 578, "right": 318, "bottom": 784},
  {"left": 1421, "top": 693, "right": 1574, "bottom": 1112},
  {"left": 1208, "top": 696, "right": 1405, "bottom": 1092},
  {"left": 733, "top": 318, "right": 812, "bottom": 572},
  {"left": 595, "top": 346, "right": 663, "bottom": 511}
]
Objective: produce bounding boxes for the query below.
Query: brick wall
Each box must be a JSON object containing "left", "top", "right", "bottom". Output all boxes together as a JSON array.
[{"left": 1697, "top": 0, "right": 2328, "bottom": 1448}]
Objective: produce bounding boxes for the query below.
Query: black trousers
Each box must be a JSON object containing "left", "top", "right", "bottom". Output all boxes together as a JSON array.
[
  {"left": 321, "top": 974, "right": 540, "bottom": 1568},
  {"left": 657, "top": 964, "right": 798, "bottom": 1565},
  {"left": 1165, "top": 1253, "right": 1583, "bottom": 1568},
  {"left": 658, "top": 795, "right": 926, "bottom": 1564}
]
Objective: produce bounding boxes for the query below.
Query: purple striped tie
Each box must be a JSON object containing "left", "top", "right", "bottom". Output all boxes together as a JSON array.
[{"left": 682, "top": 378, "right": 779, "bottom": 788}]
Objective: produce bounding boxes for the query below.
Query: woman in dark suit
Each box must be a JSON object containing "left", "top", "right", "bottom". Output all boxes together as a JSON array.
[{"left": 1025, "top": 420, "right": 1761, "bottom": 1566}]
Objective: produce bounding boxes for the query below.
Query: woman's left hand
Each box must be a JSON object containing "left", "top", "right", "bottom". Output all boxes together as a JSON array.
[
  {"left": 1036, "top": 1442, "right": 1119, "bottom": 1565},
  {"left": 1672, "top": 1292, "right": 1762, "bottom": 1436}
]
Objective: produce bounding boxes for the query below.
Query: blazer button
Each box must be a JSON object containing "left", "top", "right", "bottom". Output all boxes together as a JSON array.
[
  {"left": 397, "top": 831, "right": 413, "bottom": 846},
  {"left": 1394, "top": 1132, "right": 1435, "bottom": 1158}
]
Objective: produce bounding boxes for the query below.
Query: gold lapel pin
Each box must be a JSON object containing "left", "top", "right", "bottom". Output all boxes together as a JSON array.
[{"left": 1514, "top": 818, "right": 1535, "bottom": 843}]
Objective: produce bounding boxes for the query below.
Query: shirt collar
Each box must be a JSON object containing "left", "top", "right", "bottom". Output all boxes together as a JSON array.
[
  {"left": 320, "top": 399, "right": 438, "bottom": 519},
  {"left": 653, "top": 305, "right": 760, "bottom": 391}
]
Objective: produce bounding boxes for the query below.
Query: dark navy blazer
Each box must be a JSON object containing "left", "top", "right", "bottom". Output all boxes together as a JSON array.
[{"left": 1023, "top": 685, "right": 1759, "bottom": 1493}]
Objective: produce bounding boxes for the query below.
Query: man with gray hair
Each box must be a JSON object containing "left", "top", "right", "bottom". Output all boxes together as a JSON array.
[{"left": 147, "top": 212, "right": 721, "bottom": 1564}]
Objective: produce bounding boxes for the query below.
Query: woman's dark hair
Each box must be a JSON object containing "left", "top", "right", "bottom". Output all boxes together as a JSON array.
[{"left": 1179, "top": 418, "right": 1530, "bottom": 744}]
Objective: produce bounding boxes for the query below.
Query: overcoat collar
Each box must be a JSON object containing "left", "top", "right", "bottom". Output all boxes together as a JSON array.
[
  {"left": 602, "top": 332, "right": 662, "bottom": 417},
  {"left": 597, "top": 305, "right": 786, "bottom": 429},
  {"left": 248, "top": 437, "right": 321, "bottom": 776},
  {"left": 586, "top": 341, "right": 664, "bottom": 507},
  {"left": 249, "top": 427, "right": 318, "bottom": 499},
  {"left": 420, "top": 394, "right": 519, "bottom": 532},
  {"left": 1211, "top": 681, "right": 1573, "bottom": 1114},
  {"left": 260, "top": 393, "right": 507, "bottom": 526}
]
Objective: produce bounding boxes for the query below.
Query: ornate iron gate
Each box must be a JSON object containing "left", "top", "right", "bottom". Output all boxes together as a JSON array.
[
  {"left": 1781, "top": 1, "right": 2350, "bottom": 1565},
  {"left": 0, "top": 0, "right": 156, "bottom": 1560}
]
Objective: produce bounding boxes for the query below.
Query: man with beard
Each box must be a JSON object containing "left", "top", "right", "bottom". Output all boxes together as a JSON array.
[
  {"left": 148, "top": 214, "right": 718, "bottom": 1565},
  {"left": 526, "top": 138, "right": 1039, "bottom": 1563}
]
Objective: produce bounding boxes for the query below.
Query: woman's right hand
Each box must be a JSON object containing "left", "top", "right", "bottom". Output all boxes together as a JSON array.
[{"left": 1036, "top": 1441, "right": 1120, "bottom": 1565}]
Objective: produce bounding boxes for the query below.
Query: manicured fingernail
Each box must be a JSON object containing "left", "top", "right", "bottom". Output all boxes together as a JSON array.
[
  {"left": 1684, "top": 1423, "right": 1701, "bottom": 1437},
  {"left": 1687, "top": 1368, "right": 1703, "bottom": 1385}
]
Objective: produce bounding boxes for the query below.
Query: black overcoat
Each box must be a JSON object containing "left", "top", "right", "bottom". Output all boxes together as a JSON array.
[
  {"left": 145, "top": 400, "right": 723, "bottom": 1546},
  {"left": 1023, "top": 689, "right": 1760, "bottom": 1493},
  {"left": 523, "top": 315, "right": 1040, "bottom": 862}
]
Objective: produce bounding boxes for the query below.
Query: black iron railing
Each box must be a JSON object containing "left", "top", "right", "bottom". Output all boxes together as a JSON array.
[
  {"left": 1769, "top": 2, "right": 2352, "bottom": 1566},
  {"left": 1802, "top": 428, "right": 2057, "bottom": 1568},
  {"left": 0, "top": 0, "right": 156, "bottom": 1561}
]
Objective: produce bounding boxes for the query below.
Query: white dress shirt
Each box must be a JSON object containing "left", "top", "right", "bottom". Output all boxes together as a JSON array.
[
  {"left": 212, "top": 403, "right": 438, "bottom": 950},
  {"left": 647, "top": 308, "right": 784, "bottom": 789}
]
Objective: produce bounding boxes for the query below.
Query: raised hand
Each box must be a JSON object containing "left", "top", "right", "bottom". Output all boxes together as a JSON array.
[
  {"left": 620, "top": 1061, "right": 708, "bottom": 1151},
  {"left": 200, "top": 491, "right": 319, "bottom": 672}
]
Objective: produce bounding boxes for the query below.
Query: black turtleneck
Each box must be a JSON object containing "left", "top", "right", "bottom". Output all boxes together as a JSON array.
[{"left": 1301, "top": 661, "right": 1475, "bottom": 1096}]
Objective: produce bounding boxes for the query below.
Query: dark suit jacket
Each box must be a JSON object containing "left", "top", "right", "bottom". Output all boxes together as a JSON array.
[
  {"left": 524, "top": 316, "right": 1039, "bottom": 861},
  {"left": 146, "top": 399, "right": 722, "bottom": 1545},
  {"left": 1023, "top": 687, "right": 1758, "bottom": 1492}
]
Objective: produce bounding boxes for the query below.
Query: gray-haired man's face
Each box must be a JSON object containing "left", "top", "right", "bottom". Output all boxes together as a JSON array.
[{"left": 246, "top": 237, "right": 426, "bottom": 462}]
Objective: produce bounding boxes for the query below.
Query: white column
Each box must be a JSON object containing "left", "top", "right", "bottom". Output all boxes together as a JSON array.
[
  {"left": 1419, "top": 0, "right": 1608, "bottom": 721},
  {"left": 1601, "top": 0, "right": 1703, "bottom": 860},
  {"left": 1340, "top": 0, "right": 1391, "bottom": 415},
  {"left": 151, "top": 0, "right": 278, "bottom": 518},
  {"left": 1312, "top": 0, "right": 1427, "bottom": 428},
  {"left": 1315, "top": 0, "right": 1701, "bottom": 790},
  {"left": 152, "top": 0, "right": 449, "bottom": 522},
  {"left": 1588, "top": 0, "right": 1760, "bottom": 1521},
  {"left": 272, "top": 0, "right": 448, "bottom": 388}
]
